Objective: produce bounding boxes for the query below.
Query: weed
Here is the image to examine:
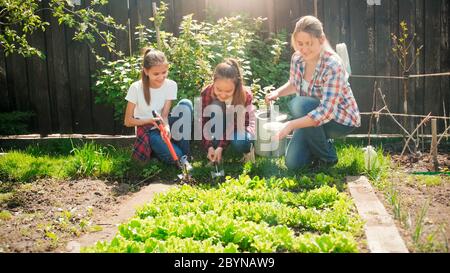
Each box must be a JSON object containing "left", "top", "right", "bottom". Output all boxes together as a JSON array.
[{"left": 0, "top": 210, "right": 13, "bottom": 221}]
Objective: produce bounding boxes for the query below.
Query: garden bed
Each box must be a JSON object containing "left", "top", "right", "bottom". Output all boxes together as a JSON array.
[{"left": 0, "top": 138, "right": 448, "bottom": 252}]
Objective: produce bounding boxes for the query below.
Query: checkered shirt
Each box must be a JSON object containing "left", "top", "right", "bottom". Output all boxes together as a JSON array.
[{"left": 289, "top": 50, "right": 361, "bottom": 127}]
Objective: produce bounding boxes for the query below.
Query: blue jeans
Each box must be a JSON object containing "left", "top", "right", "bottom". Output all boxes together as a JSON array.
[
  {"left": 149, "top": 99, "right": 192, "bottom": 164},
  {"left": 285, "top": 96, "right": 355, "bottom": 170},
  {"left": 209, "top": 103, "right": 254, "bottom": 154},
  {"left": 231, "top": 131, "right": 253, "bottom": 154}
]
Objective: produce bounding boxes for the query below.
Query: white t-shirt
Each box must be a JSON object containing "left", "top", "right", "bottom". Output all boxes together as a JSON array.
[{"left": 125, "top": 79, "right": 177, "bottom": 119}]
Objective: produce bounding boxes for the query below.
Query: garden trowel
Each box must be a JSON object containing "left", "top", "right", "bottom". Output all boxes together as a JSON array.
[
  {"left": 210, "top": 136, "right": 225, "bottom": 180},
  {"left": 152, "top": 110, "right": 193, "bottom": 184}
]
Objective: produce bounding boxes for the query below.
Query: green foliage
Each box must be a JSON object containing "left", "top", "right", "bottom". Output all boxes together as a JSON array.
[
  {"left": 92, "top": 56, "right": 142, "bottom": 120},
  {"left": 0, "top": 0, "right": 125, "bottom": 59},
  {"left": 0, "top": 142, "right": 135, "bottom": 181},
  {"left": 0, "top": 151, "right": 67, "bottom": 182},
  {"left": 93, "top": 3, "right": 290, "bottom": 120},
  {"left": 0, "top": 111, "right": 34, "bottom": 135},
  {"left": 391, "top": 21, "right": 423, "bottom": 73},
  {"left": 84, "top": 175, "right": 362, "bottom": 253}
]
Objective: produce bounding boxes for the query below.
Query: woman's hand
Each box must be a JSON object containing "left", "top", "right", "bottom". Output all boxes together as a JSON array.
[
  {"left": 265, "top": 90, "right": 279, "bottom": 104},
  {"left": 272, "top": 121, "right": 293, "bottom": 141}
]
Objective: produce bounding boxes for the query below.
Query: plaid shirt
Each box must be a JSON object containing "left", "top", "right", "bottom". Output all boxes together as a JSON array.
[
  {"left": 290, "top": 50, "right": 361, "bottom": 127},
  {"left": 200, "top": 84, "right": 256, "bottom": 149},
  {"left": 132, "top": 124, "right": 154, "bottom": 162}
]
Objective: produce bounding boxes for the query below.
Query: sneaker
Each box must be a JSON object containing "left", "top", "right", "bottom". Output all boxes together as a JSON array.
[{"left": 242, "top": 143, "right": 256, "bottom": 163}]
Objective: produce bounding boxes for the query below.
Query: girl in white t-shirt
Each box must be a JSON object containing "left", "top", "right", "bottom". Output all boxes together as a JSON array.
[{"left": 124, "top": 48, "right": 192, "bottom": 164}]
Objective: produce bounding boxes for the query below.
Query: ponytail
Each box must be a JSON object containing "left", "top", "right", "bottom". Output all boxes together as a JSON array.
[{"left": 140, "top": 47, "right": 168, "bottom": 105}]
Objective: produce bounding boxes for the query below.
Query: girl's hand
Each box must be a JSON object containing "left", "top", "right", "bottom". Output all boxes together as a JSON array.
[
  {"left": 207, "top": 147, "right": 223, "bottom": 163},
  {"left": 164, "top": 124, "right": 171, "bottom": 138},
  {"left": 265, "top": 90, "right": 279, "bottom": 104},
  {"left": 207, "top": 147, "right": 216, "bottom": 162},
  {"left": 272, "top": 121, "right": 293, "bottom": 141},
  {"left": 149, "top": 117, "right": 161, "bottom": 126},
  {"left": 214, "top": 147, "right": 223, "bottom": 163}
]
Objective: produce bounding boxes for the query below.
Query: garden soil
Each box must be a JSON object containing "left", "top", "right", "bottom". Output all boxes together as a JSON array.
[
  {"left": 0, "top": 153, "right": 449, "bottom": 253},
  {"left": 0, "top": 179, "right": 174, "bottom": 252},
  {"left": 376, "top": 153, "right": 450, "bottom": 252}
]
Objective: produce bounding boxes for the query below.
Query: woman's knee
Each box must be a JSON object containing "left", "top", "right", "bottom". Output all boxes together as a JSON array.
[
  {"left": 285, "top": 155, "right": 309, "bottom": 170},
  {"left": 289, "top": 96, "right": 320, "bottom": 118}
]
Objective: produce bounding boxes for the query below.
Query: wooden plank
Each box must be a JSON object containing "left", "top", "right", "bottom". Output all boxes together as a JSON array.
[
  {"left": 347, "top": 176, "right": 409, "bottom": 253},
  {"left": 88, "top": 1, "right": 115, "bottom": 135},
  {"left": 289, "top": 0, "right": 302, "bottom": 30},
  {"left": 424, "top": 1, "right": 441, "bottom": 121},
  {"left": 399, "top": 0, "right": 417, "bottom": 132},
  {"left": 214, "top": 0, "right": 229, "bottom": 20},
  {"left": 26, "top": 4, "right": 52, "bottom": 135},
  {"left": 440, "top": 0, "right": 449, "bottom": 132},
  {"left": 348, "top": 0, "right": 375, "bottom": 134},
  {"left": 43, "top": 6, "right": 73, "bottom": 133},
  {"left": 227, "top": 0, "right": 246, "bottom": 17},
  {"left": 414, "top": 0, "right": 425, "bottom": 118},
  {"left": 273, "top": 0, "right": 291, "bottom": 33},
  {"left": 388, "top": 0, "right": 400, "bottom": 122},
  {"left": 108, "top": 0, "right": 130, "bottom": 57},
  {"left": 178, "top": 0, "right": 206, "bottom": 21},
  {"left": 5, "top": 54, "right": 30, "bottom": 112},
  {"left": 316, "top": 0, "right": 324, "bottom": 22},
  {"left": 0, "top": 47, "right": 10, "bottom": 112},
  {"left": 108, "top": 0, "right": 132, "bottom": 134},
  {"left": 298, "top": 0, "right": 314, "bottom": 18},
  {"left": 129, "top": 0, "right": 152, "bottom": 54},
  {"left": 323, "top": 0, "right": 340, "bottom": 47},
  {"left": 195, "top": 0, "right": 207, "bottom": 22},
  {"left": 374, "top": 0, "right": 396, "bottom": 134},
  {"left": 65, "top": 15, "right": 93, "bottom": 133},
  {"left": 162, "top": 0, "right": 177, "bottom": 35},
  {"left": 339, "top": 0, "right": 351, "bottom": 47}
]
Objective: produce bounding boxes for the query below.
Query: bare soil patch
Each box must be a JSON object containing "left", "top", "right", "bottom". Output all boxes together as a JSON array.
[
  {"left": 375, "top": 152, "right": 450, "bottom": 252},
  {"left": 0, "top": 178, "right": 169, "bottom": 252}
]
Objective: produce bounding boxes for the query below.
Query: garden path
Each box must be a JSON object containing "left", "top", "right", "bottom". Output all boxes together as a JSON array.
[{"left": 66, "top": 182, "right": 174, "bottom": 253}]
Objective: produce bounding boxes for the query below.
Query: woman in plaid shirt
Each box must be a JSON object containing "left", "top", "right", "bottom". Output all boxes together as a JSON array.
[
  {"left": 266, "top": 15, "right": 361, "bottom": 170},
  {"left": 200, "top": 59, "right": 256, "bottom": 164}
]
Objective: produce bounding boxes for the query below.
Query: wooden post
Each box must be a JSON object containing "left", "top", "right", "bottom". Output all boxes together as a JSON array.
[
  {"left": 403, "top": 77, "right": 409, "bottom": 131},
  {"left": 266, "top": 0, "right": 275, "bottom": 33},
  {"left": 314, "top": 0, "right": 318, "bottom": 17},
  {"left": 431, "top": 119, "right": 438, "bottom": 171},
  {"left": 152, "top": 2, "right": 161, "bottom": 49}
]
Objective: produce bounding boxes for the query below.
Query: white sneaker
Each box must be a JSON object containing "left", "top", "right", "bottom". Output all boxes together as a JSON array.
[{"left": 242, "top": 143, "right": 256, "bottom": 163}]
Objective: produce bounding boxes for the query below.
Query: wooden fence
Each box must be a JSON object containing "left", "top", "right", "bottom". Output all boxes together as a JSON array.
[{"left": 0, "top": 0, "right": 449, "bottom": 135}]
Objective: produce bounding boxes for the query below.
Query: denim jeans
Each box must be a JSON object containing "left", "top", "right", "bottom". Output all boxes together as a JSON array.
[
  {"left": 209, "top": 101, "right": 254, "bottom": 154},
  {"left": 149, "top": 99, "right": 192, "bottom": 163},
  {"left": 285, "top": 96, "right": 355, "bottom": 170}
]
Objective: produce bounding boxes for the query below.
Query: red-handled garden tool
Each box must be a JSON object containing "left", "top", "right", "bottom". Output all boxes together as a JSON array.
[{"left": 152, "top": 110, "right": 193, "bottom": 184}]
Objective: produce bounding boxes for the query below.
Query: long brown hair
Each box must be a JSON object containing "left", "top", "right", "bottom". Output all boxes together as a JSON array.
[
  {"left": 141, "top": 47, "right": 168, "bottom": 105},
  {"left": 291, "top": 15, "right": 342, "bottom": 64},
  {"left": 212, "top": 58, "right": 246, "bottom": 106}
]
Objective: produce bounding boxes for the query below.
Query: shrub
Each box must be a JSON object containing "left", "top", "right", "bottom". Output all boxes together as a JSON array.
[{"left": 93, "top": 3, "right": 290, "bottom": 120}]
